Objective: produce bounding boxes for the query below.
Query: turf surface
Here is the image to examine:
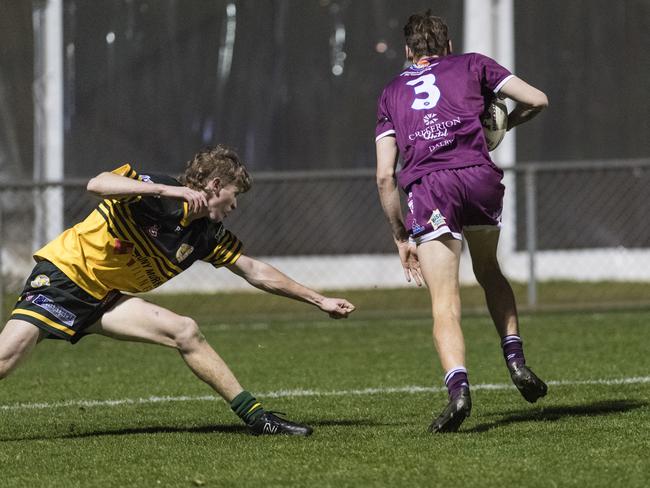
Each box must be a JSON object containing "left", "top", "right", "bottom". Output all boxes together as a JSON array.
[{"left": 1, "top": 290, "right": 649, "bottom": 487}]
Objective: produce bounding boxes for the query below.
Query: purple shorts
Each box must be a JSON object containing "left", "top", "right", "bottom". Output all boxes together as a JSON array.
[{"left": 405, "top": 164, "right": 505, "bottom": 244}]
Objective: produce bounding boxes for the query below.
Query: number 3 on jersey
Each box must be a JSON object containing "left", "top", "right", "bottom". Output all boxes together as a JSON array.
[{"left": 407, "top": 74, "right": 440, "bottom": 110}]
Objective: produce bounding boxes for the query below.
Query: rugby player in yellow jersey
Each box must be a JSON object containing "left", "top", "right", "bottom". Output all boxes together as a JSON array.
[{"left": 0, "top": 145, "right": 355, "bottom": 436}]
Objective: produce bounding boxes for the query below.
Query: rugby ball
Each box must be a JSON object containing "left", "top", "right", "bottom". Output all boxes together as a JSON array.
[{"left": 481, "top": 98, "right": 508, "bottom": 151}]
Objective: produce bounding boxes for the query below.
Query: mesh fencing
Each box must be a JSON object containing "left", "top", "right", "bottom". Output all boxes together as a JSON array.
[
  {"left": 2, "top": 159, "right": 650, "bottom": 318},
  {"left": 515, "top": 160, "right": 650, "bottom": 251}
]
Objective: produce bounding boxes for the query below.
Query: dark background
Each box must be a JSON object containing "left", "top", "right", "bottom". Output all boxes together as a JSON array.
[{"left": 1, "top": 0, "right": 649, "bottom": 253}]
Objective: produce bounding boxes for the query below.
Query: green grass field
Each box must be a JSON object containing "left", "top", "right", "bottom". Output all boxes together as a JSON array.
[{"left": 1, "top": 288, "right": 649, "bottom": 487}]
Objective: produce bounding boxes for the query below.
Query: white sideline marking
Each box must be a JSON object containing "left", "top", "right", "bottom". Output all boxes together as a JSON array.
[{"left": 1, "top": 376, "right": 649, "bottom": 413}]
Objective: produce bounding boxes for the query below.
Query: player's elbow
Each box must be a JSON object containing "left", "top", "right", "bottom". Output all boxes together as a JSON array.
[
  {"left": 229, "top": 255, "right": 265, "bottom": 285},
  {"left": 87, "top": 171, "right": 116, "bottom": 195},
  {"left": 376, "top": 171, "right": 396, "bottom": 189},
  {"left": 86, "top": 174, "right": 104, "bottom": 195},
  {"left": 531, "top": 90, "right": 549, "bottom": 110},
  {"left": 503, "top": 77, "right": 548, "bottom": 110}
]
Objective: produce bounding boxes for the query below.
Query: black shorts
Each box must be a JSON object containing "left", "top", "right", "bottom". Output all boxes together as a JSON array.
[{"left": 10, "top": 260, "right": 122, "bottom": 344}]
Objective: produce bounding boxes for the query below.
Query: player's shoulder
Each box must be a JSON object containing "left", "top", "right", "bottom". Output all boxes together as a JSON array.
[
  {"left": 205, "top": 222, "right": 241, "bottom": 250},
  {"left": 139, "top": 172, "right": 181, "bottom": 186},
  {"left": 129, "top": 171, "right": 183, "bottom": 215},
  {"left": 110, "top": 163, "right": 181, "bottom": 187},
  {"left": 444, "top": 52, "right": 489, "bottom": 66},
  {"left": 206, "top": 221, "right": 227, "bottom": 239},
  {"left": 461, "top": 51, "right": 500, "bottom": 66}
]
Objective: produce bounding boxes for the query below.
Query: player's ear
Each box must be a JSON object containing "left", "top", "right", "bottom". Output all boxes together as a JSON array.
[
  {"left": 207, "top": 177, "right": 221, "bottom": 193},
  {"left": 405, "top": 45, "right": 413, "bottom": 61}
]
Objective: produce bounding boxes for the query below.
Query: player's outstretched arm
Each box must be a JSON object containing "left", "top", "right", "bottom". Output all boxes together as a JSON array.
[
  {"left": 87, "top": 172, "right": 207, "bottom": 212},
  {"left": 226, "top": 255, "right": 355, "bottom": 319},
  {"left": 499, "top": 76, "right": 549, "bottom": 130}
]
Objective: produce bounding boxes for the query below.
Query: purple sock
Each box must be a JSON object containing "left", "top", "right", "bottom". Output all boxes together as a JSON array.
[
  {"left": 502, "top": 335, "right": 525, "bottom": 368},
  {"left": 444, "top": 367, "right": 469, "bottom": 399}
]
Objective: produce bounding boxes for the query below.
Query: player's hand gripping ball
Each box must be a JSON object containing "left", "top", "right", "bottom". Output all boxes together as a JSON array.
[{"left": 481, "top": 97, "right": 508, "bottom": 151}]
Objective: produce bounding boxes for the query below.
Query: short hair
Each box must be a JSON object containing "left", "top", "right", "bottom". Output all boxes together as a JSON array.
[
  {"left": 179, "top": 145, "right": 252, "bottom": 193},
  {"left": 404, "top": 10, "right": 449, "bottom": 58}
]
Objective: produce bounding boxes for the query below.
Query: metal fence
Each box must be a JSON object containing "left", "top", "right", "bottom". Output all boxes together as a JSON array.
[
  {"left": 1, "top": 158, "right": 650, "bottom": 316},
  {"left": 512, "top": 158, "right": 650, "bottom": 307}
]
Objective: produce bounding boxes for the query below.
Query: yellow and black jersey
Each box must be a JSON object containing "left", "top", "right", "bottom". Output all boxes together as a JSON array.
[{"left": 34, "top": 164, "right": 243, "bottom": 300}]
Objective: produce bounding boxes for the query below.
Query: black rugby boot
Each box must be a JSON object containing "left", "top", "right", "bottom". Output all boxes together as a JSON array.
[
  {"left": 428, "top": 387, "right": 472, "bottom": 433},
  {"left": 509, "top": 363, "right": 548, "bottom": 403},
  {"left": 247, "top": 412, "right": 313, "bottom": 436}
]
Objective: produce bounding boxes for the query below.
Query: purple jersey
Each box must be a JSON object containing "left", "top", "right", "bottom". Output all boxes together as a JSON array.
[{"left": 376, "top": 53, "right": 513, "bottom": 189}]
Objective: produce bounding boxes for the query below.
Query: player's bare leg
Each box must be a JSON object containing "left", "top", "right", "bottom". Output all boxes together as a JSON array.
[
  {"left": 89, "top": 295, "right": 244, "bottom": 400},
  {"left": 0, "top": 320, "right": 45, "bottom": 380},
  {"left": 465, "top": 229, "right": 518, "bottom": 337},
  {"left": 417, "top": 236, "right": 464, "bottom": 370},
  {"left": 417, "top": 236, "right": 471, "bottom": 432},
  {"left": 465, "top": 229, "right": 547, "bottom": 403},
  {"left": 88, "top": 296, "right": 312, "bottom": 435}
]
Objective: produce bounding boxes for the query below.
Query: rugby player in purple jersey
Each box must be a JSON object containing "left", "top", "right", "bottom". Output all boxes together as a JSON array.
[
  {"left": 0, "top": 145, "right": 355, "bottom": 436},
  {"left": 376, "top": 11, "right": 549, "bottom": 433}
]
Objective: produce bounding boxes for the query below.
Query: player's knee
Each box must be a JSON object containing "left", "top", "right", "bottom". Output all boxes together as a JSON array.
[
  {"left": 432, "top": 300, "right": 461, "bottom": 324},
  {"left": 473, "top": 260, "right": 502, "bottom": 287},
  {"left": 172, "top": 316, "right": 204, "bottom": 351},
  {"left": 433, "top": 307, "right": 461, "bottom": 325},
  {"left": 0, "top": 367, "right": 12, "bottom": 380},
  {"left": 0, "top": 356, "right": 17, "bottom": 380},
  {"left": 0, "top": 321, "right": 41, "bottom": 379}
]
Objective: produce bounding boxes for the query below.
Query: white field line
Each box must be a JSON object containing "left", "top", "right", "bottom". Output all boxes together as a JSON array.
[{"left": 1, "top": 376, "right": 649, "bottom": 412}]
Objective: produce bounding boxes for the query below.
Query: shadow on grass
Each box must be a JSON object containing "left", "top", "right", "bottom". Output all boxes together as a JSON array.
[
  {"left": 464, "top": 398, "right": 647, "bottom": 433},
  {"left": 0, "top": 418, "right": 387, "bottom": 442},
  {"left": 305, "top": 418, "right": 395, "bottom": 427},
  {"left": 8, "top": 400, "right": 637, "bottom": 441},
  {"left": 0, "top": 423, "right": 248, "bottom": 442}
]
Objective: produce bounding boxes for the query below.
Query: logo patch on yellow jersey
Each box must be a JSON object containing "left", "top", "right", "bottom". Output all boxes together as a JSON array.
[
  {"left": 176, "top": 243, "right": 194, "bottom": 263},
  {"left": 30, "top": 274, "right": 50, "bottom": 288}
]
